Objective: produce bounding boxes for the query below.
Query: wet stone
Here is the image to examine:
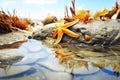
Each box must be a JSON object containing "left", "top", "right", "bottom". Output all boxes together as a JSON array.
[
  {"left": 33, "top": 19, "right": 120, "bottom": 46},
  {"left": 0, "top": 49, "right": 24, "bottom": 65},
  {"left": 33, "top": 23, "right": 56, "bottom": 40}
]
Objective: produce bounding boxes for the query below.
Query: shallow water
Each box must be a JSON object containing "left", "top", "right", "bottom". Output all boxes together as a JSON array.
[{"left": 0, "top": 39, "right": 120, "bottom": 80}]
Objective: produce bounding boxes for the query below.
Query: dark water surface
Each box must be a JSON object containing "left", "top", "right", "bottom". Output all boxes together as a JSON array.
[{"left": 0, "top": 39, "right": 120, "bottom": 80}]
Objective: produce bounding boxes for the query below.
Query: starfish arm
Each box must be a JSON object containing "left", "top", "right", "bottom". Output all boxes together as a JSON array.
[
  {"left": 62, "top": 28, "right": 80, "bottom": 38},
  {"left": 52, "top": 29, "right": 58, "bottom": 38},
  {"left": 54, "top": 30, "right": 63, "bottom": 45},
  {"left": 63, "top": 19, "right": 79, "bottom": 28}
]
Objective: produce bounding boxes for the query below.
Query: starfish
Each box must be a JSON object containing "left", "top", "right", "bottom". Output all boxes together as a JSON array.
[{"left": 52, "top": 19, "right": 80, "bottom": 45}]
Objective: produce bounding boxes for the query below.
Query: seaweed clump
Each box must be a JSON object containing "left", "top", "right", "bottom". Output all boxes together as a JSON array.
[
  {"left": 64, "top": 0, "right": 120, "bottom": 23},
  {"left": 0, "top": 10, "right": 28, "bottom": 34}
]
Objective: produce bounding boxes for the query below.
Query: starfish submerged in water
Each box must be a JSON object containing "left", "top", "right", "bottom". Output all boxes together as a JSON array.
[{"left": 52, "top": 19, "right": 80, "bottom": 45}]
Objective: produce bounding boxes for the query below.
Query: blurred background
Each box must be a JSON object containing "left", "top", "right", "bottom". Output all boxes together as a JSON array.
[{"left": 0, "top": 0, "right": 119, "bottom": 20}]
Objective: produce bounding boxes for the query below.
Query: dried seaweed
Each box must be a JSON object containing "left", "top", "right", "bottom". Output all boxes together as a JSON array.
[
  {"left": 64, "top": 0, "right": 120, "bottom": 22},
  {"left": 104, "top": 0, "right": 119, "bottom": 19},
  {"left": 64, "top": 0, "right": 76, "bottom": 21},
  {"left": 0, "top": 10, "right": 28, "bottom": 34},
  {"left": 70, "top": 0, "right": 76, "bottom": 16},
  {"left": 64, "top": 0, "right": 91, "bottom": 23}
]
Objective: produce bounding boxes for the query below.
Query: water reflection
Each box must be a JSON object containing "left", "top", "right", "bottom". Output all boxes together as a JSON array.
[
  {"left": 0, "top": 39, "right": 120, "bottom": 80},
  {"left": 54, "top": 45, "right": 120, "bottom": 77}
]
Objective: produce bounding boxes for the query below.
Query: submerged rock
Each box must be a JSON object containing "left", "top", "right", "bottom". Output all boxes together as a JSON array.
[
  {"left": 33, "top": 20, "right": 120, "bottom": 46},
  {"left": 0, "top": 41, "right": 27, "bottom": 49},
  {"left": 0, "top": 49, "right": 24, "bottom": 65}
]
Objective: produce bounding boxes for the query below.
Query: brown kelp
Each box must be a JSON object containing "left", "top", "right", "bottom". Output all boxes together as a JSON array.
[{"left": 0, "top": 9, "right": 28, "bottom": 34}]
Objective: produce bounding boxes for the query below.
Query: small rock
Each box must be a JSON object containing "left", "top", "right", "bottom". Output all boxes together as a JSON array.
[{"left": 42, "top": 15, "right": 57, "bottom": 25}]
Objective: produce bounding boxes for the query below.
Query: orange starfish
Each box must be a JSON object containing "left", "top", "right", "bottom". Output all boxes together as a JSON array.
[{"left": 52, "top": 19, "right": 80, "bottom": 44}]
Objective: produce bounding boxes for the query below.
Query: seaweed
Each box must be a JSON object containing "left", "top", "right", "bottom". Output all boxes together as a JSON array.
[
  {"left": 0, "top": 9, "right": 28, "bottom": 34},
  {"left": 64, "top": 0, "right": 120, "bottom": 22}
]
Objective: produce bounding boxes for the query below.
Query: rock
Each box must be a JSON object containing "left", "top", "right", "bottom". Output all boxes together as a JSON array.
[
  {"left": 0, "top": 41, "right": 27, "bottom": 49},
  {"left": 71, "top": 19, "right": 120, "bottom": 46},
  {"left": 42, "top": 15, "right": 58, "bottom": 25},
  {"left": 33, "top": 23, "right": 56, "bottom": 40},
  {"left": 0, "top": 49, "right": 24, "bottom": 65},
  {"left": 0, "top": 30, "right": 32, "bottom": 46},
  {"left": 33, "top": 20, "right": 120, "bottom": 46}
]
